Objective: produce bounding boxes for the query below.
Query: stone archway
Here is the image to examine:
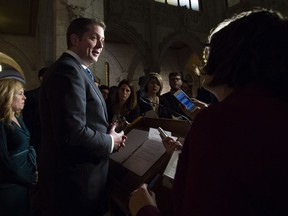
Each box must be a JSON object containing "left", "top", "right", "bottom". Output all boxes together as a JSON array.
[
  {"left": 158, "top": 31, "right": 204, "bottom": 93},
  {"left": 0, "top": 38, "right": 33, "bottom": 86},
  {"left": 105, "top": 23, "right": 153, "bottom": 82}
]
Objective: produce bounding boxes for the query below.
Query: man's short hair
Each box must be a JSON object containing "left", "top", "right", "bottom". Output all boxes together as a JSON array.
[
  {"left": 169, "top": 72, "right": 182, "bottom": 79},
  {"left": 99, "top": 85, "right": 109, "bottom": 91},
  {"left": 66, "top": 17, "right": 106, "bottom": 48},
  {"left": 38, "top": 67, "right": 48, "bottom": 79},
  {"left": 138, "top": 75, "right": 147, "bottom": 86}
]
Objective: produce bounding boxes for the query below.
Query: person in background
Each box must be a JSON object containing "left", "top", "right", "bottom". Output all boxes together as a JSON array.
[
  {"left": 39, "top": 17, "right": 126, "bottom": 216},
  {"left": 136, "top": 75, "right": 148, "bottom": 102},
  {"left": 107, "top": 85, "right": 117, "bottom": 104},
  {"left": 22, "top": 67, "right": 47, "bottom": 155},
  {"left": 23, "top": 67, "right": 48, "bottom": 216},
  {"left": 181, "top": 79, "right": 192, "bottom": 98},
  {"left": 138, "top": 73, "right": 165, "bottom": 118},
  {"left": 129, "top": 9, "right": 288, "bottom": 216},
  {"left": 107, "top": 79, "right": 140, "bottom": 131},
  {"left": 94, "top": 75, "right": 101, "bottom": 87},
  {"left": 99, "top": 84, "right": 110, "bottom": 101},
  {"left": 160, "top": 72, "right": 191, "bottom": 120},
  {"left": 0, "top": 70, "right": 37, "bottom": 216}
]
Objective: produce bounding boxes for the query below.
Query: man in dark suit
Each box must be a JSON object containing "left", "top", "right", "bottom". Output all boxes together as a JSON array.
[{"left": 39, "top": 18, "right": 126, "bottom": 216}]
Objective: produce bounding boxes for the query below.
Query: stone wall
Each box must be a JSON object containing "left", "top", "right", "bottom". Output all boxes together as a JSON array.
[{"left": 1, "top": 0, "right": 288, "bottom": 91}]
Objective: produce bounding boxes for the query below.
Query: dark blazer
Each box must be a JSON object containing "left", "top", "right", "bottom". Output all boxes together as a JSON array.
[
  {"left": 22, "top": 87, "right": 41, "bottom": 154},
  {"left": 39, "top": 53, "right": 112, "bottom": 216},
  {"left": 0, "top": 117, "right": 34, "bottom": 216}
]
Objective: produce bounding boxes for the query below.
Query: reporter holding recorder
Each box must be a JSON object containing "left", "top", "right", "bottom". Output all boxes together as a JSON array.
[{"left": 129, "top": 9, "right": 288, "bottom": 216}]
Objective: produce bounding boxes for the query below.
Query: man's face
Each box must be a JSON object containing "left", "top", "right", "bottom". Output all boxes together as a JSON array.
[
  {"left": 72, "top": 24, "right": 105, "bottom": 66},
  {"left": 169, "top": 75, "right": 182, "bottom": 91}
]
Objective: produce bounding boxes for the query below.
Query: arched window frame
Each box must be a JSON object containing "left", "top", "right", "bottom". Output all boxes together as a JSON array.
[{"left": 155, "top": 0, "right": 201, "bottom": 11}]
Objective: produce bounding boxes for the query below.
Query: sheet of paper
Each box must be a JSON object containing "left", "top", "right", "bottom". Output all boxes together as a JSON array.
[
  {"left": 148, "top": 127, "right": 171, "bottom": 141},
  {"left": 163, "top": 150, "right": 180, "bottom": 179},
  {"left": 122, "top": 138, "right": 166, "bottom": 176},
  {"left": 162, "top": 150, "right": 181, "bottom": 188},
  {"left": 110, "top": 129, "right": 148, "bottom": 163}
]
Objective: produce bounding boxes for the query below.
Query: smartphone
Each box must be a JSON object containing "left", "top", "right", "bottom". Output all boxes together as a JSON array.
[
  {"left": 157, "top": 127, "right": 168, "bottom": 139},
  {"left": 173, "top": 90, "right": 197, "bottom": 111}
]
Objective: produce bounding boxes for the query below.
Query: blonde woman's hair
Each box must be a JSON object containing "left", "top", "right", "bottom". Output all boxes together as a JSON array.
[
  {"left": 0, "top": 79, "right": 24, "bottom": 122},
  {"left": 144, "top": 73, "right": 164, "bottom": 96}
]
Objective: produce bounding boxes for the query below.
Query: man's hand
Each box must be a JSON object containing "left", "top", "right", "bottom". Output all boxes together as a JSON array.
[
  {"left": 180, "top": 98, "right": 208, "bottom": 120},
  {"left": 108, "top": 122, "right": 127, "bottom": 152}
]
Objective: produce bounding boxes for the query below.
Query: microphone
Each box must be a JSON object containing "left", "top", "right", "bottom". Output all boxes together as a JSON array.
[
  {"left": 115, "top": 116, "right": 130, "bottom": 133},
  {"left": 139, "top": 97, "right": 192, "bottom": 125}
]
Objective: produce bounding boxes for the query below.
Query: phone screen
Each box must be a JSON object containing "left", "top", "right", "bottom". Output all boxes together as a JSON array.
[{"left": 174, "top": 90, "right": 196, "bottom": 111}]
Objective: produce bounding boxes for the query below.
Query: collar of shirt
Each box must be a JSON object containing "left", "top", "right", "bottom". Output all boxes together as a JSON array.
[{"left": 65, "top": 50, "right": 87, "bottom": 70}]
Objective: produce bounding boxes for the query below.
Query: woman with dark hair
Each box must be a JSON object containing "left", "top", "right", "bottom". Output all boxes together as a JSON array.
[
  {"left": 107, "top": 79, "right": 140, "bottom": 130},
  {"left": 0, "top": 70, "right": 37, "bottom": 216},
  {"left": 129, "top": 9, "right": 288, "bottom": 216}
]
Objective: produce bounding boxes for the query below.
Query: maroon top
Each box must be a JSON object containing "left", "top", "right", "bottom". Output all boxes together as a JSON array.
[{"left": 138, "top": 85, "right": 288, "bottom": 216}]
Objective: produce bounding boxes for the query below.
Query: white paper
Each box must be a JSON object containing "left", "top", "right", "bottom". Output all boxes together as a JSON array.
[
  {"left": 148, "top": 127, "right": 171, "bottom": 141},
  {"left": 122, "top": 138, "right": 166, "bottom": 176},
  {"left": 110, "top": 129, "right": 148, "bottom": 163},
  {"left": 111, "top": 127, "right": 174, "bottom": 176},
  {"left": 163, "top": 150, "right": 180, "bottom": 179},
  {"left": 162, "top": 150, "right": 181, "bottom": 189}
]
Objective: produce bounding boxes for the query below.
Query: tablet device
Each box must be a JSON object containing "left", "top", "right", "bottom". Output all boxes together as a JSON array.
[{"left": 173, "top": 90, "right": 197, "bottom": 111}]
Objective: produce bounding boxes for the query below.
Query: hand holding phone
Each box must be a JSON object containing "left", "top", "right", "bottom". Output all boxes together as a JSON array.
[
  {"left": 157, "top": 127, "right": 182, "bottom": 154},
  {"left": 157, "top": 127, "right": 168, "bottom": 139},
  {"left": 174, "top": 90, "right": 197, "bottom": 111}
]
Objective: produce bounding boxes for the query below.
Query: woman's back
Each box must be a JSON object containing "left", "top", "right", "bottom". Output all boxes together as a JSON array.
[{"left": 174, "top": 85, "right": 288, "bottom": 216}]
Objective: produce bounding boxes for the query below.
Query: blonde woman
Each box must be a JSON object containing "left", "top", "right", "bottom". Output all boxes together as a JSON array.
[
  {"left": 0, "top": 70, "right": 37, "bottom": 216},
  {"left": 138, "top": 73, "right": 166, "bottom": 118}
]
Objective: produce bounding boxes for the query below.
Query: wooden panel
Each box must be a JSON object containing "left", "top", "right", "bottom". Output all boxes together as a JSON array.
[{"left": 109, "top": 116, "right": 191, "bottom": 215}]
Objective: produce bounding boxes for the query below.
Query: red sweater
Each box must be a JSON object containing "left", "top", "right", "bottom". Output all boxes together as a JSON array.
[{"left": 138, "top": 86, "right": 288, "bottom": 216}]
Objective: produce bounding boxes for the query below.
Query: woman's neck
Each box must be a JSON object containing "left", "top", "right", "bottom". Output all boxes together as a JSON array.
[
  {"left": 10, "top": 112, "right": 16, "bottom": 121},
  {"left": 10, "top": 113, "right": 21, "bottom": 127},
  {"left": 145, "top": 92, "right": 158, "bottom": 100}
]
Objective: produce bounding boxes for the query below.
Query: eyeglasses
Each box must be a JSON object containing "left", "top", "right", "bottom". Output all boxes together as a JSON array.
[
  {"left": 202, "top": 45, "right": 211, "bottom": 64},
  {"left": 169, "top": 77, "right": 181, "bottom": 81}
]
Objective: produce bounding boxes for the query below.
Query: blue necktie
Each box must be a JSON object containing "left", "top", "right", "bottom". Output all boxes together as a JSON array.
[{"left": 85, "top": 68, "right": 94, "bottom": 81}]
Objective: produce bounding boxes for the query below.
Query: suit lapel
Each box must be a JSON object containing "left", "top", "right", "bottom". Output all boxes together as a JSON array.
[
  {"left": 84, "top": 69, "right": 109, "bottom": 120},
  {"left": 61, "top": 53, "right": 109, "bottom": 122}
]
